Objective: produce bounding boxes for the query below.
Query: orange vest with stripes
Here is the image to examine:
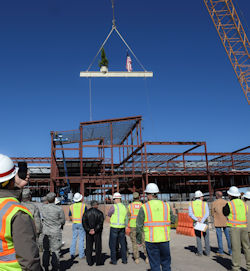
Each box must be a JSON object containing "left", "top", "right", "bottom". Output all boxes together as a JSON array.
[
  {"left": 142, "top": 200, "right": 171, "bottom": 243},
  {"left": 227, "top": 199, "right": 248, "bottom": 228},
  {"left": 128, "top": 201, "right": 142, "bottom": 228},
  {"left": 70, "top": 202, "right": 86, "bottom": 224},
  {"left": 0, "top": 197, "right": 33, "bottom": 271}
]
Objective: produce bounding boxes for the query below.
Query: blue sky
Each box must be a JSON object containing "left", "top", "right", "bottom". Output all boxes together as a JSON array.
[{"left": 0, "top": 0, "right": 249, "bottom": 157}]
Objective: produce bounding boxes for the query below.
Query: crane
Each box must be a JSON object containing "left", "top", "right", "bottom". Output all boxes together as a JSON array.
[{"left": 204, "top": 0, "right": 250, "bottom": 104}]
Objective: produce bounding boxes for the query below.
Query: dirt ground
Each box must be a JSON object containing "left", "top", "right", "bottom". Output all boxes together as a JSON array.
[{"left": 54, "top": 221, "right": 248, "bottom": 271}]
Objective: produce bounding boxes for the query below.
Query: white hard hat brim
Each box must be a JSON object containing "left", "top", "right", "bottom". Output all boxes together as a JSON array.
[
  {"left": 144, "top": 189, "right": 159, "bottom": 193},
  {"left": 0, "top": 167, "right": 19, "bottom": 183},
  {"left": 227, "top": 190, "right": 241, "bottom": 197}
]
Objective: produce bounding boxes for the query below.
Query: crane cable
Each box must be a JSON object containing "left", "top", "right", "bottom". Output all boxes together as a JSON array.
[{"left": 86, "top": 0, "right": 147, "bottom": 72}]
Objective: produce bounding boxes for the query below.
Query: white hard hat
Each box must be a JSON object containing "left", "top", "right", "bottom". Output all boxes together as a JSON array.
[
  {"left": 243, "top": 191, "right": 250, "bottom": 200},
  {"left": 113, "top": 192, "right": 122, "bottom": 199},
  {"left": 227, "top": 186, "right": 240, "bottom": 197},
  {"left": 55, "top": 197, "right": 61, "bottom": 205},
  {"left": 194, "top": 190, "right": 204, "bottom": 198},
  {"left": 73, "top": 192, "right": 83, "bottom": 202},
  {"left": 0, "top": 154, "right": 19, "bottom": 183},
  {"left": 144, "top": 183, "right": 159, "bottom": 194}
]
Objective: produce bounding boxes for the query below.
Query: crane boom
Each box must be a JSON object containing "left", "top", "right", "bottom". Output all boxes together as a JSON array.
[{"left": 204, "top": 0, "right": 250, "bottom": 104}]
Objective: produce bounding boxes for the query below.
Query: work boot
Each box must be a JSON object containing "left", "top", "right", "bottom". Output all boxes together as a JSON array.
[{"left": 135, "top": 258, "right": 139, "bottom": 264}]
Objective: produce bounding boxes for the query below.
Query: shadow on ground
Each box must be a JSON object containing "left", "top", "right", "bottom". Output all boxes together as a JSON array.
[
  {"left": 212, "top": 255, "right": 232, "bottom": 270},
  {"left": 60, "top": 248, "right": 69, "bottom": 257},
  {"left": 184, "top": 245, "right": 197, "bottom": 254},
  {"left": 60, "top": 251, "right": 80, "bottom": 271}
]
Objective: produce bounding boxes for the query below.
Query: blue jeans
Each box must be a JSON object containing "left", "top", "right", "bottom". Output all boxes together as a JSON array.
[
  {"left": 145, "top": 241, "right": 171, "bottom": 271},
  {"left": 215, "top": 227, "right": 232, "bottom": 254},
  {"left": 109, "top": 227, "right": 127, "bottom": 264},
  {"left": 70, "top": 223, "right": 85, "bottom": 258}
]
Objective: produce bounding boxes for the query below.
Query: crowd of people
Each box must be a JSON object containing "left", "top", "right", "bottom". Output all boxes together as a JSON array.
[{"left": 0, "top": 153, "right": 249, "bottom": 271}]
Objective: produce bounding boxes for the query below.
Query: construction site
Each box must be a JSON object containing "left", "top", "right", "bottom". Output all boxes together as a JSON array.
[{"left": 1, "top": 0, "right": 250, "bottom": 270}]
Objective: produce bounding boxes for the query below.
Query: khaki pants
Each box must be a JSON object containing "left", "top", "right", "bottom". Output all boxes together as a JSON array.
[
  {"left": 129, "top": 227, "right": 147, "bottom": 260},
  {"left": 230, "top": 227, "right": 250, "bottom": 271}
]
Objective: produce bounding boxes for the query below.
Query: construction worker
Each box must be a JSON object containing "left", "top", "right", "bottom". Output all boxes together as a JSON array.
[
  {"left": 223, "top": 186, "right": 250, "bottom": 271},
  {"left": 189, "top": 190, "right": 210, "bottom": 256},
  {"left": 127, "top": 192, "right": 148, "bottom": 264},
  {"left": 243, "top": 191, "right": 250, "bottom": 241},
  {"left": 108, "top": 192, "right": 127, "bottom": 265},
  {"left": 136, "top": 183, "right": 173, "bottom": 271},
  {"left": 211, "top": 191, "right": 232, "bottom": 256},
  {"left": 0, "top": 154, "right": 42, "bottom": 270},
  {"left": 21, "top": 188, "right": 42, "bottom": 237},
  {"left": 42, "top": 192, "right": 65, "bottom": 271},
  {"left": 69, "top": 192, "right": 87, "bottom": 260}
]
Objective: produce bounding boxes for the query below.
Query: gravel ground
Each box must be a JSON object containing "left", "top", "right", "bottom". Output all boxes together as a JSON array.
[{"left": 53, "top": 221, "right": 248, "bottom": 271}]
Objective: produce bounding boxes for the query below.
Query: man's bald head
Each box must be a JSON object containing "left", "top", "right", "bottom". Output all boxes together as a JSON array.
[{"left": 216, "top": 191, "right": 223, "bottom": 199}]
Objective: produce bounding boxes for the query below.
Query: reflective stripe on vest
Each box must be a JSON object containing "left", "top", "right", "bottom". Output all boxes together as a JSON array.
[
  {"left": 110, "top": 203, "right": 126, "bottom": 228},
  {"left": 143, "top": 200, "right": 171, "bottom": 243},
  {"left": 128, "top": 201, "right": 142, "bottom": 228},
  {"left": 0, "top": 197, "right": 32, "bottom": 270},
  {"left": 191, "top": 200, "right": 205, "bottom": 219},
  {"left": 70, "top": 203, "right": 85, "bottom": 224},
  {"left": 227, "top": 199, "right": 248, "bottom": 227}
]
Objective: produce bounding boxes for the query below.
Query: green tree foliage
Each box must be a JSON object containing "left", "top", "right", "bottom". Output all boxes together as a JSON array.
[{"left": 99, "top": 48, "right": 109, "bottom": 68}]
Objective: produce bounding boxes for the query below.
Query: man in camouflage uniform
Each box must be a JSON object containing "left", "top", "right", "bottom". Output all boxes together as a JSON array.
[
  {"left": 21, "top": 188, "right": 42, "bottom": 236},
  {"left": 41, "top": 192, "right": 65, "bottom": 271},
  {"left": 127, "top": 192, "right": 148, "bottom": 264},
  {"left": 38, "top": 196, "right": 48, "bottom": 251}
]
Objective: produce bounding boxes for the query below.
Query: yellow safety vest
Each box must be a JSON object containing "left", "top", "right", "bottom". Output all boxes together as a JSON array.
[
  {"left": 0, "top": 197, "right": 33, "bottom": 271},
  {"left": 190, "top": 200, "right": 206, "bottom": 219},
  {"left": 142, "top": 200, "right": 171, "bottom": 243},
  {"left": 128, "top": 201, "right": 142, "bottom": 228},
  {"left": 70, "top": 202, "right": 86, "bottom": 224},
  {"left": 110, "top": 203, "right": 127, "bottom": 228},
  {"left": 227, "top": 199, "right": 248, "bottom": 228}
]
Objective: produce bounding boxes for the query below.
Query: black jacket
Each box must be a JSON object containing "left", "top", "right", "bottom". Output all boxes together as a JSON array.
[{"left": 82, "top": 207, "right": 104, "bottom": 234}]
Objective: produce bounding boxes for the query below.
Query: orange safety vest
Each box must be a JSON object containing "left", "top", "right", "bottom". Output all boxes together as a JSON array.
[
  {"left": 227, "top": 199, "right": 248, "bottom": 228},
  {"left": 0, "top": 197, "right": 33, "bottom": 270},
  {"left": 128, "top": 201, "right": 142, "bottom": 228},
  {"left": 142, "top": 200, "right": 171, "bottom": 243}
]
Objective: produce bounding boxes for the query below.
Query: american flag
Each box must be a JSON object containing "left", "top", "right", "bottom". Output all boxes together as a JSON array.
[{"left": 126, "top": 52, "right": 132, "bottom": 72}]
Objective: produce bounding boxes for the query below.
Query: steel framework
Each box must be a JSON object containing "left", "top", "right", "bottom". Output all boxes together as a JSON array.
[
  {"left": 204, "top": 0, "right": 250, "bottom": 104},
  {"left": 13, "top": 116, "right": 250, "bottom": 201}
]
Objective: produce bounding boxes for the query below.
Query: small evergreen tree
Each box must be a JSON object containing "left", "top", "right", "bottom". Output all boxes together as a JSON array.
[{"left": 99, "top": 48, "right": 109, "bottom": 68}]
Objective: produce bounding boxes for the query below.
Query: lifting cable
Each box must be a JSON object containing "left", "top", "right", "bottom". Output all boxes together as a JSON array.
[
  {"left": 89, "top": 78, "right": 92, "bottom": 121},
  {"left": 86, "top": 0, "right": 147, "bottom": 72}
]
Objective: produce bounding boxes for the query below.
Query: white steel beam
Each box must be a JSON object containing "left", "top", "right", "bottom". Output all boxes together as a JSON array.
[{"left": 80, "top": 71, "right": 153, "bottom": 78}]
